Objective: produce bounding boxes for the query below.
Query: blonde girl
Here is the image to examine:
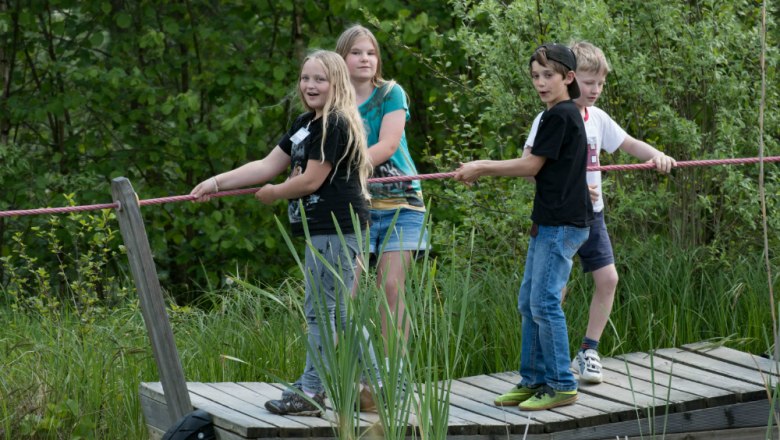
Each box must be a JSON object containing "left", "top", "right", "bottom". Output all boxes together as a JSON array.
[{"left": 191, "top": 50, "right": 373, "bottom": 416}]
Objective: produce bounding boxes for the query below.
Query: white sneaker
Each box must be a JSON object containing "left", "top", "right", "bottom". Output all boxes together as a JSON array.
[{"left": 573, "top": 349, "right": 603, "bottom": 383}]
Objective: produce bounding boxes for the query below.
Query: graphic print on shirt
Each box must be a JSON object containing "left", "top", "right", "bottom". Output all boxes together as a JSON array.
[
  {"left": 587, "top": 136, "right": 599, "bottom": 167},
  {"left": 369, "top": 161, "right": 412, "bottom": 197},
  {"left": 287, "top": 139, "right": 320, "bottom": 225}
]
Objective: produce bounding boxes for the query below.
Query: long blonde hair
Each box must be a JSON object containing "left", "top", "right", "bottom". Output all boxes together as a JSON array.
[
  {"left": 298, "top": 50, "right": 372, "bottom": 199},
  {"left": 335, "top": 24, "right": 396, "bottom": 91}
]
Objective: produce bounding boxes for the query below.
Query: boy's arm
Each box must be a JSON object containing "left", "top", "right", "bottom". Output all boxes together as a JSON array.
[
  {"left": 521, "top": 147, "right": 537, "bottom": 183},
  {"left": 619, "top": 135, "right": 676, "bottom": 173},
  {"left": 454, "top": 154, "right": 546, "bottom": 184}
]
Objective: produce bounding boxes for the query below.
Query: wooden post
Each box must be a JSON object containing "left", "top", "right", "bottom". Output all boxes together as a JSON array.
[{"left": 111, "top": 177, "right": 192, "bottom": 425}]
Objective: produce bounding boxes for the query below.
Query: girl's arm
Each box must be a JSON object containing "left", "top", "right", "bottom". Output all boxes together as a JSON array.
[
  {"left": 255, "top": 159, "right": 332, "bottom": 204},
  {"left": 367, "top": 109, "right": 405, "bottom": 166},
  {"left": 190, "top": 146, "right": 290, "bottom": 201},
  {"left": 619, "top": 135, "right": 676, "bottom": 173}
]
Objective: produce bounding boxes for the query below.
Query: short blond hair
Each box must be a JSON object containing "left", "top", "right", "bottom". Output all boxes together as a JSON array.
[{"left": 570, "top": 41, "right": 611, "bottom": 75}]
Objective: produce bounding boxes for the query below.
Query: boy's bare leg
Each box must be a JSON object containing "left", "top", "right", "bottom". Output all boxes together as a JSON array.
[{"left": 586, "top": 264, "right": 618, "bottom": 341}]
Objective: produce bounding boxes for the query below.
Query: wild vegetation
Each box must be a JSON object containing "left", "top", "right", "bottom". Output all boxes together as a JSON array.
[{"left": 0, "top": 0, "right": 777, "bottom": 438}]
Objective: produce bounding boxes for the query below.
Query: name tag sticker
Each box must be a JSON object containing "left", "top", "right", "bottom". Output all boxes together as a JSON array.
[{"left": 290, "top": 127, "right": 310, "bottom": 144}]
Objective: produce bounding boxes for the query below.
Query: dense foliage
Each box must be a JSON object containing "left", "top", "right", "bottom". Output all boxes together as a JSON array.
[{"left": 0, "top": 0, "right": 777, "bottom": 306}]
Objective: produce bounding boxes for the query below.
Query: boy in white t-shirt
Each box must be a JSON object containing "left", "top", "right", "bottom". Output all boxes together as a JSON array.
[{"left": 523, "top": 41, "right": 676, "bottom": 383}]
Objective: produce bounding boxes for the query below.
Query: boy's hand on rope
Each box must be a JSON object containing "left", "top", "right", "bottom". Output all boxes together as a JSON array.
[
  {"left": 454, "top": 162, "right": 482, "bottom": 185},
  {"left": 648, "top": 154, "right": 676, "bottom": 173},
  {"left": 589, "top": 184, "right": 600, "bottom": 203}
]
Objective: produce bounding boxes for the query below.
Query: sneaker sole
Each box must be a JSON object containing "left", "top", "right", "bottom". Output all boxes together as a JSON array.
[
  {"left": 265, "top": 402, "right": 323, "bottom": 417},
  {"left": 580, "top": 373, "right": 603, "bottom": 384},
  {"left": 519, "top": 393, "right": 578, "bottom": 411},
  {"left": 494, "top": 399, "right": 523, "bottom": 406}
]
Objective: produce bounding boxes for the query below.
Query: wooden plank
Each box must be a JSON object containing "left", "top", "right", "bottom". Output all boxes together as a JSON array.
[
  {"left": 550, "top": 399, "right": 774, "bottom": 440},
  {"left": 449, "top": 376, "right": 612, "bottom": 433},
  {"left": 142, "top": 382, "right": 274, "bottom": 437},
  {"left": 264, "top": 382, "right": 385, "bottom": 432},
  {"left": 653, "top": 348, "right": 778, "bottom": 390},
  {"left": 142, "top": 395, "right": 252, "bottom": 440},
  {"left": 141, "top": 392, "right": 177, "bottom": 435},
  {"left": 112, "top": 177, "right": 191, "bottom": 425},
  {"left": 445, "top": 380, "right": 544, "bottom": 434},
  {"left": 410, "top": 386, "right": 482, "bottom": 436},
  {"left": 491, "top": 370, "right": 689, "bottom": 421},
  {"left": 600, "top": 356, "right": 736, "bottom": 408},
  {"left": 683, "top": 342, "right": 780, "bottom": 376},
  {"left": 600, "top": 366, "right": 701, "bottom": 411},
  {"left": 194, "top": 382, "right": 322, "bottom": 437},
  {"left": 622, "top": 426, "right": 778, "bottom": 440},
  {"left": 141, "top": 344, "right": 776, "bottom": 439},
  {"left": 602, "top": 359, "right": 707, "bottom": 411},
  {"left": 447, "top": 379, "right": 546, "bottom": 428},
  {"left": 410, "top": 389, "right": 510, "bottom": 435},
  {"left": 618, "top": 352, "right": 766, "bottom": 401},
  {"left": 236, "top": 382, "right": 339, "bottom": 433},
  {"left": 212, "top": 382, "right": 330, "bottom": 436},
  {"left": 464, "top": 373, "right": 632, "bottom": 423}
]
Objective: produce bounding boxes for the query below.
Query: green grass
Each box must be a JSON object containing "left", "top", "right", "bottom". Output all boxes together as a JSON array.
[{"left": 0, "top": 235, "right": 777, "bottom": 438}]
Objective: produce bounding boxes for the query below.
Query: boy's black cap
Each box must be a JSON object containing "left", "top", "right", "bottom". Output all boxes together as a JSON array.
[{"left": 530, "top": 43, "right": 581, "bottom": 99}]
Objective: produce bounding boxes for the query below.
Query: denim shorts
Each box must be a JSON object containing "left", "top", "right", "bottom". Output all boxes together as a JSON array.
[
  {"left": 577, "top": 211, "right": 614, "bottom": 273},
  {"left": 368, "top": 208, "right": 429, "bottom": 254}
]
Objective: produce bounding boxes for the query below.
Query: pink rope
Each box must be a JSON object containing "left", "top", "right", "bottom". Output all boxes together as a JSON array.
[
  {"left": 0, "top": 156, "right": 777, "bottom": 218},
  {"left": 368, "top": 171, "right": 457, "bottom": 184},
  {"left": 0, "top": 202, "right": 119, "bottom": 218},
  {"left": 591, "top": 156, "right": 780, "bottom": 172}
]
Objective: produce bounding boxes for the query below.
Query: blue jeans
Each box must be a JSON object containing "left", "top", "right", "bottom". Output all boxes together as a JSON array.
[{"left": 518, "top": 225, "right": 590, "bottom": 392}]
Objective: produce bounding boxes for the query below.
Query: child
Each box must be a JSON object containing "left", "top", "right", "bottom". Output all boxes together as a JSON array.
[
  {"left": 522, "top": 41, "right": 676, "bottom": 384},
  {"left": 455, "top": 43, "right": 592, "bottom": 411},
  {"left": 336, "top": 25, "right": 429, "bottom": 351},
  {"left": 190, "top": 50, "right": 373, "bottom": 417}
]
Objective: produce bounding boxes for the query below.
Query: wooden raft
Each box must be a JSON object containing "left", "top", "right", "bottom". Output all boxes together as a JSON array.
[{"left": 140, "top": 342, "right": 779, "bottom": 439}]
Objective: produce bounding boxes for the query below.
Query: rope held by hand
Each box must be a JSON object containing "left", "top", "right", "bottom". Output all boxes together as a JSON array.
[{"left": 0, "top": 156, "right": 777, "bottom": 218}]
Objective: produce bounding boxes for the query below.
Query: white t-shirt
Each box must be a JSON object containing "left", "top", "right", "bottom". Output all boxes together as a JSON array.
[{"left": 525, "top": 106, "right": 627, "bottom": 212}]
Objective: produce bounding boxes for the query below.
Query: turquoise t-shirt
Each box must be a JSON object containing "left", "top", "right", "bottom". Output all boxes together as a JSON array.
[{"left": 359, "top": 83, "right": 423, "bottom": 207}]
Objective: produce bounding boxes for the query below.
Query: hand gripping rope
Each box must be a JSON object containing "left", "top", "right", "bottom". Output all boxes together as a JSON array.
[{"left": 0, "top": 156, "right": 777, "bottom": 218}]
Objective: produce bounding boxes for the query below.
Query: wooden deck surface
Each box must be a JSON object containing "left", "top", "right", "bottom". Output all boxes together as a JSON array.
[{"left": 140, "top": 342, "right": 779, "bottom": 439}]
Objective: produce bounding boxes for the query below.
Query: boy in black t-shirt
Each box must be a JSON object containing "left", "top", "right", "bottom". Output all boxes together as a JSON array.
[{"left": 455, "top": 43, "right": 593, "bottom": 411}]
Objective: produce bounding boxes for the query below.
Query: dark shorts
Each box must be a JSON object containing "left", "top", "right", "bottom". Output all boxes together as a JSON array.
[{"left": 577, "top": 211, "right": 614, "bottom": 273}]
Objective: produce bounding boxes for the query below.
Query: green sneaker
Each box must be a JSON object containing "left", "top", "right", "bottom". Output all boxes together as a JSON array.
[
  {"left": 518, "top": 387, "right": 577, "bottom": 411},
  {"left": 493, "top": 385, "right": 540, "bottom": 406}
]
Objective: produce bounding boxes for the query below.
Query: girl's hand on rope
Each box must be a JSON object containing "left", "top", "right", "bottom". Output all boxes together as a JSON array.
[
  {"left": 255, "top": 184, "right": 277, "bottom": 205},
  {"left": 454, "top": 162, "right": 482, "bottom": 185},
  {"left": 190, "top": 177, "right": 219, "bottom": 202},
  {"left": 649, "top": 154, "right": 677, "bottom": 173}
]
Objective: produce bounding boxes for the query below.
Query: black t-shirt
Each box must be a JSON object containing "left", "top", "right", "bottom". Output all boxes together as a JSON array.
[
  {"left": 278, "top": 112, "right": 369, "bottom": 236},
  {"left": 530, "top": 100, "right": 594, "bottom": 227}
]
